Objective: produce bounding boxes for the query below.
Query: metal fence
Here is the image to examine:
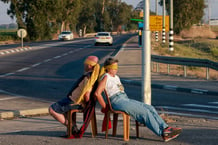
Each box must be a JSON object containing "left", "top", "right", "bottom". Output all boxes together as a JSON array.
[{"left": 151, "top": 55, "right": 218, "bottom": 80}]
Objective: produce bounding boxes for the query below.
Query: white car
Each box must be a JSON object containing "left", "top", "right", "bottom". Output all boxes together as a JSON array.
[
  {"left": 94, "top": 32, "right": 113, "bottom": 46},
  {"left": 58, "top": 31, "right": 74, "bottom": 40}
]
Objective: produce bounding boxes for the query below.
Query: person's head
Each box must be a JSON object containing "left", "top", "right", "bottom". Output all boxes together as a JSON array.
[
  {"left": 84, "top": 56, "right": 99, "bottom": 72},
  {"left": 104, "top": 57, "right": 118, "bottom": 75}
]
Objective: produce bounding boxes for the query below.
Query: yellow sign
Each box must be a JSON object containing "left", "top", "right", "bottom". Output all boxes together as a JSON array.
[{"left": 150, "top": 15, "right": 169, "bottom": 32}]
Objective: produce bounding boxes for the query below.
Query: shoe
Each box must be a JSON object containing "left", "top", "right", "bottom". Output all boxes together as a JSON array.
[
  {"left": 162, "top": 127, "right": 182, "bottom": 142},
  {"left": 72, "top": 124, "right": 79, "bottom": 134},
  {"left": 163, "top": 133, "right": 180, "bottom": 142}
]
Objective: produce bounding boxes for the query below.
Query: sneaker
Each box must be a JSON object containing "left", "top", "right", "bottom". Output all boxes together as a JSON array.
[
  {"left": 163, "top": 133, "right": 180, "bottom": 142},
  {"left": 163, "top": 127, "right": 182, "bottom": 137},
  {"left": 162, "top": 127, "right": 182, "bottom": 142}
]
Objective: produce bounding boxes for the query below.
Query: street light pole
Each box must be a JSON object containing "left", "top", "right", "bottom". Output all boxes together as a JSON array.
[
  {"left": 142, "top": 0, "right": 151, "bottom": 105},
  {"left": 162, "top": 0, "right": 166, "bottom": 43},
  {"left": 169, "top": 0, "right": 174, "bottom": 51}
]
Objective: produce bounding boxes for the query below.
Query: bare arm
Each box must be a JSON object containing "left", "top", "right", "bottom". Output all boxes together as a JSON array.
[
  {"left": 94, "top": 76, "right": 107, "bottom": 109},
  {"left": 84, "top": 90, "right": 91, "bottom": 102}
]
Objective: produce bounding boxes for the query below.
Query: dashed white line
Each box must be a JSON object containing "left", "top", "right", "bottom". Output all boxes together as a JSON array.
[
  {"left": 31, "top": 63, "right": 41, "bottom": 67},
  {"left": 43, "top": 59, "right": 52, "bottom": 62},
  {"left": 16, "top": 67, "right": 30, "bottom": 72}
]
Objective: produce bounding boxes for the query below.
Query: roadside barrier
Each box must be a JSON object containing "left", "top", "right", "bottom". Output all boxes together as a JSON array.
[{"left": 151, "top": 55, "right": 218, "bottom": 80}]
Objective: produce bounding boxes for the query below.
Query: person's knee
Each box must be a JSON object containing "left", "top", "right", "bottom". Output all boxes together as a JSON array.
[{"left": 48, "top": 106, "right": 54, "bottom": 116}]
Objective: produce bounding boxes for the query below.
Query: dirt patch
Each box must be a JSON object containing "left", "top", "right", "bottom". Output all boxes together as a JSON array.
[{"left": 180, "top": 25, "right": 217, "bottom": 39}]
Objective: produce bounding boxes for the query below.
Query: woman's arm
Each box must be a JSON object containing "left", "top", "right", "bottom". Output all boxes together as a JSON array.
[{"left": 94, "top": 76, "right": 107, "bottom": 109}]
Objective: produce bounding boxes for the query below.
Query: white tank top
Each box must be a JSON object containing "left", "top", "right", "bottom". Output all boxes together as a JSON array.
[{"left": 104, "top": 73, "right": 124, "bottom": 97}]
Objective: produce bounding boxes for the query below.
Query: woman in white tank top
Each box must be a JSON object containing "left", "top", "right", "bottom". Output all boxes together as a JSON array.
[{"left": 95, "top": 57, "right": 182, "bottom": 142}]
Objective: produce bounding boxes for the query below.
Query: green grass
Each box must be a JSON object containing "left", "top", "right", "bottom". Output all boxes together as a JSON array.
[{"left": 0, "top": 29, "right": 18, "bottom": 41}]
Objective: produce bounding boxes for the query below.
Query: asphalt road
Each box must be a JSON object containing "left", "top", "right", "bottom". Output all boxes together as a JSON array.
[{"left": 0, "top": 34, "right": 217, "bottom": 119}]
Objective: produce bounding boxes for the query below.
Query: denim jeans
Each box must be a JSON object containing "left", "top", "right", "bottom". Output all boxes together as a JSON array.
[{"left": 110, "top": 92, "right": 168, "bottom": 136}]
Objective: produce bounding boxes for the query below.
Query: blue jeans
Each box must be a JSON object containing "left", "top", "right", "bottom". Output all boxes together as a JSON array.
[{"left": 110, "top": 92, "right": 168, "bottom": 136}]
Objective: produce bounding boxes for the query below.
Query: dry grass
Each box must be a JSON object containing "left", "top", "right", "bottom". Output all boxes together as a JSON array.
[{"left": 151, "top": 26, "right": 218, "bottom": 80}]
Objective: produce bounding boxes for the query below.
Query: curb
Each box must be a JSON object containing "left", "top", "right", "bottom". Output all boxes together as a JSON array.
[
  {"left": 121, "top": 79, "right": 218, "bottom": 96},
  {"left": 0, "top": 108, "right": 49, "bottom": 120},
  {"left": 0, "top": 47, "right": 32, "bottom": 56}
]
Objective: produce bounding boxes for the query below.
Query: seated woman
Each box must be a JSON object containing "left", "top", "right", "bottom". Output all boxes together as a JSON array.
[
  {"left": 49, "top": 56, "right": 99, "bottom": 135},
  {"left": 95, "top": 57, "right": 182, "bottom": 142}
]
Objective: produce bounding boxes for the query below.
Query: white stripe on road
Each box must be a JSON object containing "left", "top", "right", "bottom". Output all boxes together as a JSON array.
[
  {"left": 158, "top": 111, "right": 218, "bottom": 120},
  {"left": 156, "top": 106, "right": 218, "bottom": 114},
  {"left": 0, "top": 44, "right": 91, "bottom": 78},
  {"left": 182, "top": 104, "right": 218, "bottom": 109}
]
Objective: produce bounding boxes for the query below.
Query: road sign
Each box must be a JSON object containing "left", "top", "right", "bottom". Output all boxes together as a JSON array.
[
  {"left": 17, "top": 29, "right": 27, "bottom": 38},
  {"left": 17, "top": 29, "right": 27, "bottom": 48},
  {"left": 131, "top": 16, "right": 169, "bottom": 32},
  {"left": 150, "top": 15, "right": 169, "bottom": 32}
]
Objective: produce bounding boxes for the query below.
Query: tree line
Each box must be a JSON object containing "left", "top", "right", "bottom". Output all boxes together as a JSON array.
[
  {"left": 1, "top": 0, "right": 205, "bottom": 41},
  {"left": 1, "top": 0, "right": 139, "bottom": 40}
]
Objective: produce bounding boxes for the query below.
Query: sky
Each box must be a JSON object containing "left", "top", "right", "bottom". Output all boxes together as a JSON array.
[{"left": 0, "top": 0, "right": 218, "bottom": 24}]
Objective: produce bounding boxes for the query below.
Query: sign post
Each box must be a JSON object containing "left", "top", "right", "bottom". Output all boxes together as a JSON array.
[{"left": 17, "top": 29, "right": 27, "bottom": 48}]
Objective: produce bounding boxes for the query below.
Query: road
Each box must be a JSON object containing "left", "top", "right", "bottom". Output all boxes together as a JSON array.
[
  {"left": 0, "top": 34, "right": 133, "bottom": 101},
  {"left": 0, "top": 34, "right": 217, "bottom": 119}
]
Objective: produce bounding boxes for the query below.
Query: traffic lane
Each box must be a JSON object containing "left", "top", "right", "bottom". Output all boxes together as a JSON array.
[
  {"left": 0, "top": 35, "right": 133, "bottom": 101},
  {"left": 0, "top": 50, "right": 113, "bottom": 102}
]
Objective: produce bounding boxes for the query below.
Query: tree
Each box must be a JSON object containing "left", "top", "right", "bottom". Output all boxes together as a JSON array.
[{"left": 159, "top": 0, "right": 205, "bottom": 34}]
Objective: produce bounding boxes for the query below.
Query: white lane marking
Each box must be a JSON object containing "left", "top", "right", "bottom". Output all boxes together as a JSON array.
[
  {"left": 158, "top": 111, "right": 218, "bottom": 120},
  {"left": 0, "top": 44, "right": 91, "bottom": 77},
  {"left": 0, "top": 73, "right": 15, "bottom": 77},
  {"left": 16, "top": 67, "right": 30, "bottom": 72},
  {"left": 43, "top": 59, "right": 52, "bottom": 62},
  {"left": 31, "top": 63, "right": 42, "bottom": 67},
  {"left": 54, "top": 56, "right": 61, "bottom": 59},
  {"left": 182, "top": 104, "right": 218, "bottom": 109},
  {"left": 208, "top": 102, "right": 218, "bottom": 104},
  {"left": 156, "top": 106, "right": 218, "bottom": 114}
]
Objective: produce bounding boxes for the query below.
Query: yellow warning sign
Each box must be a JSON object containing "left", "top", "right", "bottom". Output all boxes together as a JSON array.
[{"left": 150, "top": 15, "right": 169, "bottom": 32}]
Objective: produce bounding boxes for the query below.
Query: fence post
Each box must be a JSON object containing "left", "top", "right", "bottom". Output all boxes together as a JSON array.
[
  {"left": 206, "top": 67, "right": 210, "bottom": 80},
  {"left": 156, "top": 63, "right": 159, "bottom": 72},
  {"left": 184, "top": 66, "right": 187, "bottom": 77},
  {"left": 167, "top": 64, "right": 170, "bottom": 74}
]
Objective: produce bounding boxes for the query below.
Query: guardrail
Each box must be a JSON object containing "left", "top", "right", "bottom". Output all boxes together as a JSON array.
[{"left": 151, "top": 55, "right": 218, "bottom": 80}]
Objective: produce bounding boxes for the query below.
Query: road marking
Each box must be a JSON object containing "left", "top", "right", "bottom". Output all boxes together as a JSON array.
[
  {"left": 158, "top": 111, "right": 218, "bottom": 120},
  {"left": 16, "top": 67, "right": 30, "bottom": 72},
  {"left": 182, "top": 104, "right": 218, "bottom": 109},
  {"left": 156, "top": 106, "right": 218, "bottom": 114},
  {"left": 208, "top": 102, "right": 218, "bottom": 104},
  {"left": 0, "top": 44, "right": 92, "bottom": 78}
]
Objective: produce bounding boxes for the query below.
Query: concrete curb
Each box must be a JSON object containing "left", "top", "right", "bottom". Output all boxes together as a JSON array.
[
  {"left": 0, "top": 47, "right": 32, "bottom": 56},
  {"left": 0, "top": 108, "right": 49, "bottom": 120}
]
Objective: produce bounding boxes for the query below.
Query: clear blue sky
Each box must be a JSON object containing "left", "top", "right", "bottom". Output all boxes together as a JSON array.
[{"left": 0, "top": 0, "right": 218, "bottom": 24}]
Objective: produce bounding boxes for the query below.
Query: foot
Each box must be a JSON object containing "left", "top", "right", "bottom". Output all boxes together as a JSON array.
[{"left": 162, "top": 127, "right": 182, "bottom": 142}]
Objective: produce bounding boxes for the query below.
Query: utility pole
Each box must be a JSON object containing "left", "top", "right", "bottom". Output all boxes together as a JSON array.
[
  {"left": 169, "top": 0, "right": 174, "bottom": 51},
  {"left": 155, "top": 0, "right": 159, "bottom": 42},
  {"left": 142, "top": 0, "right": 151, "bottom": 105},
  {"left": 162, "top": 0, "right": 166, "bottom": 43}
]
